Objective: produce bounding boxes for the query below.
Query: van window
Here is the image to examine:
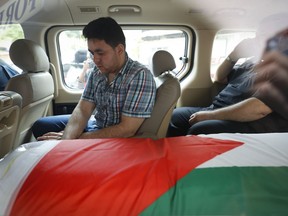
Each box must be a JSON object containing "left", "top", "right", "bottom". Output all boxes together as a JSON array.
[
  {"left": 210, "top": 30, "right": 255, "bottom": 81},
  {"left": 58, "top": 28, "right": 189, "bottom": 89},
  {"left": 0, "top": 24, "right": 24, "bottom": 72}
]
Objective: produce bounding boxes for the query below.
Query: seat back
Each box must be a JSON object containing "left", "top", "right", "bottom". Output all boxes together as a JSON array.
[
  {"left": 135, "top": 50, "right": 181, "bottom": 139},
  {"left": 0, "top": 91, "right": 22, "bottom": 158},
  {"left": 5, "top": 39, "right": 54, "bottom": 147}
]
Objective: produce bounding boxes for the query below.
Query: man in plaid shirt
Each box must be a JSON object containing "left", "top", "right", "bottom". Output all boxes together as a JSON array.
[{"left": 33, "top": 17, "right": 156, "bottom": 140}]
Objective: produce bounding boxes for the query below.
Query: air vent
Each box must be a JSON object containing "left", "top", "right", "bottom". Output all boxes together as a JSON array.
[{"left": 79, "top": 6, "right": 101, "bottom": 13}]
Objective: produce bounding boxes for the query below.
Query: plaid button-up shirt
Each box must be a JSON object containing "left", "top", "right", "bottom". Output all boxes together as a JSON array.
[{"left": 81, "top": 56, "right": 156, "bottom": 128}]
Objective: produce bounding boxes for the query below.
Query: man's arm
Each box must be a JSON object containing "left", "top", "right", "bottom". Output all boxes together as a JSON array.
[
  {"left": 189, "top": 97, "right": 272, "bottom": 125},
  {"left": 253, "top": 51, "right": 288, "bottom": 120},
  {"left": 79, "top": 115, "right": 145, "bottom": 139},
  {"left": 38, "top": 105, "right": 145, "bottom": 140},
  {"left": 37, "top": 99, "right": 95, "bottom": 141},
  {"left": 214, "top": 38, "right": 257, "bottom": 84},
  {"left": 61, "top": 99, "right": 96, "bottom": 139}
]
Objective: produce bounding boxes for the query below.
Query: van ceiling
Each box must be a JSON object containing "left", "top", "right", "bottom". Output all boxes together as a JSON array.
[{"left": 14, "top": 0, "right": 288, "bottom": 30}]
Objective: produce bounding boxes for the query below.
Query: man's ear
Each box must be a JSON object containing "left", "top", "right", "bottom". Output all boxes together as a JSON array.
[{"left": 115, "top": 44, "right": 125, "bottom": 55}]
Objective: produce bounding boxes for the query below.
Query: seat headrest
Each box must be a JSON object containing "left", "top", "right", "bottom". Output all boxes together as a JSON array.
[
  {"left": 9, "top": 39, "right": 50, "bottom": 73},
  {"left": 152, "top": 50, "right": 176, "bottom": 77}
]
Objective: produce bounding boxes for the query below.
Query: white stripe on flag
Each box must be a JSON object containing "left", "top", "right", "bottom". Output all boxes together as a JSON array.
[
  {"left": 0, "top": 140, "right": 60, "bottom": 215},
  {"left": 198, "top": 133, "right": 288, "bottom": 168}
]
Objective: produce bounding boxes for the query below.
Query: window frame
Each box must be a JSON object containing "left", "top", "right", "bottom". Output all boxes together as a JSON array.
[
  {"left": 210, "top": 30, "right": 256, "bottom": 81},
  {"left": 47, "top": 24, "right": 195, "bottom": 91}
]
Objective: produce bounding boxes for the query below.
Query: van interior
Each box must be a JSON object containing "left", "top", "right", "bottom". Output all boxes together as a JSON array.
[{"left": 1, "top": 0, "right": 288, "bottom": 215}]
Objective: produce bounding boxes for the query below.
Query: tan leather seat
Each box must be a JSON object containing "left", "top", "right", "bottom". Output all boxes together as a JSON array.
[
  {"left": 134, "top": 50, "right": 181, "bottom": 139},
  {"left": 5, "top": 39, "right": 54, "bottom": 147},
  {"left": 0, "top": 91, "right": 22, "bottom": 158}
]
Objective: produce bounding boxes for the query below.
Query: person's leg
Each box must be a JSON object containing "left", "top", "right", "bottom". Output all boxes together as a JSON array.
[
  {"left": 187, "top": 120, "right": 256, "bottom": 135},
  {"left": 167, "top": 107, "right": 204, "bottom": 137},
  {"left": 32, "top": 115, "right": 71, "bottom": 138},
  {"left": 32, "top": 115, "right": 100, "bottom": 139}
]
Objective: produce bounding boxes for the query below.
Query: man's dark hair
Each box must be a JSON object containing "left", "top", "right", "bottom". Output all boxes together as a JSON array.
[{"left": 83, "top": 17, "right": 126, "bottom": 49}]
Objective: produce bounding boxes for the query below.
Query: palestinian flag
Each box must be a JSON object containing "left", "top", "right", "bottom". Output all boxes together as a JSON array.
[{"left": 1, "top": 133, "right": 288, "bottom": 215}]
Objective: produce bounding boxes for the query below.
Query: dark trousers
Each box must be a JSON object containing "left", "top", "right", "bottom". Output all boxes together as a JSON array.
[
  {"left": 167, "top": 106, "right": 257, "bottom": 137},
  {"left": 32, "top": 115, "right": 98, "bottom": 138}
]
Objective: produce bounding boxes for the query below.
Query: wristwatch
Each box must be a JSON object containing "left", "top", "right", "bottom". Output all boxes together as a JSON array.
[{"left": 226, "top": 56, "right": 237, "bottom": 64}]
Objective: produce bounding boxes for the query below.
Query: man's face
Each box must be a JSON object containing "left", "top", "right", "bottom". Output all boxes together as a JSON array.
[
  {"left": 87, "top": 39, "right": 124, "bottom": 75},
  {"left": 267, "top": 29, "right": 288, "bottom": 54}
]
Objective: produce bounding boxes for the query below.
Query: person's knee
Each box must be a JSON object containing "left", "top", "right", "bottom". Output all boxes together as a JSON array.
[
  {"left": 170, "top": 108, "right": 184, "bottom": 125},
  {"left": 167, "top": 121, "right": 186, "bottom": 137},
  {"left": 31, "top": 115, "right": 70, "bottom": 138},
  {"left": 188, "top": 120, "right": 223, "bottom": 135},
  {"left": 168, "top": 109, "right": 191, "bottom": 137},
  {"left": 31, "top": 118, "right": 47, "bottom": 138},
  {"left": 187, "top": 123, "right": 206, "bottom": 135}
]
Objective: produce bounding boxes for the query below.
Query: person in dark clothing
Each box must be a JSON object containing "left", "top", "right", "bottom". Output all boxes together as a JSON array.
[
  {"left": 167, "top": 13, "right": 288, "bottom": 136},
  {"left": 167, "top": 55, "right": 257, "bottom": 136},
  {"left": 252, "top": 29, "right": 288, "bottom": 127},
  {"left": 0, "top": 59, "right": 19, "bottom": 91},
  {"left": 187, "top": 31, "right": 288, "bottom": 135}
]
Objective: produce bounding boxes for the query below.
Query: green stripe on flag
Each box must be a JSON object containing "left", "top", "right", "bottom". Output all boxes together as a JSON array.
[{"left": 140, "top": 167, "right": 288, "bottom": 216}]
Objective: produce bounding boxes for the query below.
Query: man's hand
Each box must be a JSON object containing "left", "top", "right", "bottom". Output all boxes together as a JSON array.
[
  {"left": 37, "top": 131, "right": 64, "bottom": 141},
  {"left": 189, "top": 111, "right": 211, "bottom": 125}
]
